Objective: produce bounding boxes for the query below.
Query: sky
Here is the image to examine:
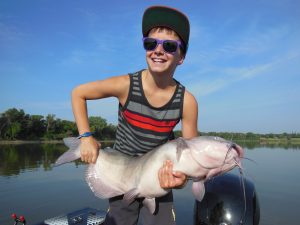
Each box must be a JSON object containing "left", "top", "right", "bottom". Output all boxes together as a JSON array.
[{"left": 1, "top": 0, "right": 299, "bottom": 134}]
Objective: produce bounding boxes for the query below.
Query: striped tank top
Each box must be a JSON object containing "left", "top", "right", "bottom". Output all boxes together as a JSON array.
[{"left": 114, "top": 70, "right": 185, "bottom": 156}]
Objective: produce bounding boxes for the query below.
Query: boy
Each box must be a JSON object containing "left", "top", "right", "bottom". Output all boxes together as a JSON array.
[{"left": 72, "top": 5, "right": 198, "bottom": 225}]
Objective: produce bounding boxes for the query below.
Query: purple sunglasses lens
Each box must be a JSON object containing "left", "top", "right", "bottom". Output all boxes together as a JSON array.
[{"left": 143, "top": 37, "right": 181, "bottom": 53}]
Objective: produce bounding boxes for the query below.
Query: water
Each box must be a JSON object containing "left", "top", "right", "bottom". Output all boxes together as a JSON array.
[{"left": 0, "top": 142, "right": 299, "bottom": 225}]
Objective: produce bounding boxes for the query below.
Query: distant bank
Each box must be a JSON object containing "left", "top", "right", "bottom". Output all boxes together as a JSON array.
[
  {"left": 1, "top": 108, "right": 299, "bottom": 144},
  {"left": 0, "top": 139, "right": 115, "bottom": 145},
  {"left": 1, "top": 138, "right": 299, "bottom": 146}
]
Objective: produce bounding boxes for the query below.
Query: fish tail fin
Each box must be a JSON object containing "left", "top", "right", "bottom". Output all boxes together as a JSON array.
[{"left": 54, "top": 137, "right": 81, "bottom": 166}]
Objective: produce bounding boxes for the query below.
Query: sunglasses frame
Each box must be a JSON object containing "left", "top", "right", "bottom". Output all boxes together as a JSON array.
[{"left": 142, "top": 37, "right": 182, "bottom": 54}]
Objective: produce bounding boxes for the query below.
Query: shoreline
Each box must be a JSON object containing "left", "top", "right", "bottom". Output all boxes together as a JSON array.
[
  {"left": 0, "top": 139, "right": 115, "bottom": 145},
  {"left": 1, "top": 140, "right": 299, "bottom": 145},
  {"left": 0, "top": 140, "right": 63, "bottom": 145}
]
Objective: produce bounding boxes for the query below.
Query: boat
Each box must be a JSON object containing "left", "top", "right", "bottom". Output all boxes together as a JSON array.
[{"left": 12, "top": 207, "right": 106, "bottom": 225}]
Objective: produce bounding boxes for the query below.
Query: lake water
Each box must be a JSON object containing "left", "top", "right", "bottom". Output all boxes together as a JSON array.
[{"left": 0, "top": 142, "right": 299, "bottom": 225}]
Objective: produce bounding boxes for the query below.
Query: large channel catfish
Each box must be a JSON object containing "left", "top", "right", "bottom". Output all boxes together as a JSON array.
[{"left": 55, "top": 136, "right": 244, "bottom": 213}]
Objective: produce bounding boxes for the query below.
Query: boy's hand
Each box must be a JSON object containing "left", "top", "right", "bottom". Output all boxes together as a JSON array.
[
  {"left": 158, "top": 160, "right": 187, "bottom": 189},
  {"left": 80, "top": 136, "right": 101, "bottom": 164}
]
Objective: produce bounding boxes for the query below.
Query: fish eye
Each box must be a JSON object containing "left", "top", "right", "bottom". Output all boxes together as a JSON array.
[{"left": 212, "top": 136, "right": 226, "bottom": 142}]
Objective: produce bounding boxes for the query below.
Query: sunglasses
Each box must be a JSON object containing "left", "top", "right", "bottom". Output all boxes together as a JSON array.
[{"left": 142, "top": 37, "right": 182, "bottom": 54}]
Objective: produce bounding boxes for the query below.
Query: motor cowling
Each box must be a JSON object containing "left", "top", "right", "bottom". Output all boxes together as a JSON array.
[{"left": 194, "top": 173, "right": 260, "bottom": 225}]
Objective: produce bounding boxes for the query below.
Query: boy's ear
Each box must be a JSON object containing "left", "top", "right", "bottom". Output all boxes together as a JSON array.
[{"left": 177, "top": 55, "right": 185, "bottom": 65}]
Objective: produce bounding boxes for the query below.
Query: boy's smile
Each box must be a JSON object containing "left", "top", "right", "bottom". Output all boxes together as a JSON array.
[{"left": 152, "top": 57, "right": 166, "bottom": 64}]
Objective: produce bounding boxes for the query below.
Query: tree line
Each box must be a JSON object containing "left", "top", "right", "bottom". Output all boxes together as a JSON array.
[
  {"left": 175, "top": 131, "right": 300, "bottom": 141},
  {"left": 1, "top": 108, "right": 299, "bottom": 141},
  {"left": 0, "top": 108, "right": 116, "bottom": 140}
]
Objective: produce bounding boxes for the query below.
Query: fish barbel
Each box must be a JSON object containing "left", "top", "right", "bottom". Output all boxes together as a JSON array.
[{"left": 55, "top": 136, "right": 244, "bottom": 213}]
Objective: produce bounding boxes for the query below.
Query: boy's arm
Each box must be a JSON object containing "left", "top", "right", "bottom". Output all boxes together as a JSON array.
[
  {"left": 158, "top": 90, "right": 198, "bottom": 188},
  {"left": 71, "top": 75, "right": 129, "bottom": 164},
  {"left": 181, "top": 90, "right": 198, "bottom": 139}
]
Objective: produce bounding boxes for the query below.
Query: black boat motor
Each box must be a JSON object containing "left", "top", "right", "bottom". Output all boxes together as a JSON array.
[{"left": 194, "top": 173, "right": 260, "bottom": 225}]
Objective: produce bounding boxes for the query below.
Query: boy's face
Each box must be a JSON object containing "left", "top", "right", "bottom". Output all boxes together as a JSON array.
[{"left": 145, "top": 29, "right": 184, "bottom": 75}]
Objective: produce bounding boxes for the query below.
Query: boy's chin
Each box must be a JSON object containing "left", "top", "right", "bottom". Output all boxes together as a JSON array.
[{"left": 148, "top": 64, "right": 171, "bottom": 74}]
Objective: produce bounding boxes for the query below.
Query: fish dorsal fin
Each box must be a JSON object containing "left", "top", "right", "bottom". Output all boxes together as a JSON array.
[
  {"left": 143, "top": 198, "right": 156, "bottom": 214},
  {"left": 176, "top": 137, "right": 189, "bottom": 162}
]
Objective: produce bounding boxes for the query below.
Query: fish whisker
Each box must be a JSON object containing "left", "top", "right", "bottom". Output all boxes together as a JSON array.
[
  {"left": 241, "top": 157, "right": 258, "bottom": 165},
  {"left": 238, "top": 167, "right": 247, "bottom": 224},
  {"left": 233, "top": 157, "right": 243, "bottom": 169}
]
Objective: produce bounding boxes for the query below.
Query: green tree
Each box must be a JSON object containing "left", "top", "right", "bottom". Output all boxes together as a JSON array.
[
  {"left": 60, "top": 120, "right": 77, "bottom": 136},
  {"left": 102, "top": 124, "right": 117, "bottom": 140},
  {"left": 246, "top": 132, "right": 259, "bottom": 140},
  {"left": 10, "top": 122, "right": 21, "bottom": 140},
  {"left": 0, "top": 114, "right": 9, "bottom": 139},
  {"left": 46, "top": 114, "right": 56, "bottom": 133},
  {"left": 28, "top": 115, "right": 46, "bottom": 139},
  {"left": 0, "top": 108, "right": 27, "bottom": 139},
  {"left": 89, "top": 116, "right": 108, "bottom": 138}
]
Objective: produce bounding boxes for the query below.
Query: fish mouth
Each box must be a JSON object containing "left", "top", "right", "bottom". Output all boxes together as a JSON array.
[
  {"left": 228, "top": 142, "right": 244, "bottom": 159},
  {"left": 222, "top": 142, "right": 244, "bottom": 168},
  {"left": 206, "top": 142, "right": 244, "bottom": 179},
  {"left": 218, "top": 142, "right": 244, "bottom": 172}
]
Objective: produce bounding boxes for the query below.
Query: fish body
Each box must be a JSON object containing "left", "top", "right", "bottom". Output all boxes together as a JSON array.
[{"left": 55, "top": 136, "right": 243, "bottom": 213}]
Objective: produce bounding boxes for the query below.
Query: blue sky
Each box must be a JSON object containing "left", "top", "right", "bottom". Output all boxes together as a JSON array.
[{"left": 1, "top": 0, "right": 299, "bottom": 133}]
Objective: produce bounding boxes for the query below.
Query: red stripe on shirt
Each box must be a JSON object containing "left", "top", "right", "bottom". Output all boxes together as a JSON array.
[
  {"left": 123, "top": 110, "right": 178, "bottom": 127},
  {"left": 124, "top": 115, "right": 175, "bottom": 132}
]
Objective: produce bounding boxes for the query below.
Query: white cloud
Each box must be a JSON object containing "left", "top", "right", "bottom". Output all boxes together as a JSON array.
[
  {"left": 186, "top": 50, "right": 300, "bottom": 98},
  {"left": 183, "top": 17, "right": 300, "bottom": 98},
  {"left": 188, "top": 21, "right": 293, "bottom": 67}
]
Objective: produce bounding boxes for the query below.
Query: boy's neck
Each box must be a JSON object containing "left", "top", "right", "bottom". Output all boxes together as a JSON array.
[
  {"left": 143, "top": 69, "right": 176, "bottom": 89},
  {"left": 142, "top": 69, "right": 178, "bottom": 108}
]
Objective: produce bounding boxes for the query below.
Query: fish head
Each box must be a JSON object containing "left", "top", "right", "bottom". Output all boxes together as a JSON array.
[{"left": 186, "top": 136, "right": 244, "bottom": 178}]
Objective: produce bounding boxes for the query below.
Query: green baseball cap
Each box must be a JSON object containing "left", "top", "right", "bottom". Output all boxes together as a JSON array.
[{"left": 142, "top": 5, "right": 190, "bottom": 54}]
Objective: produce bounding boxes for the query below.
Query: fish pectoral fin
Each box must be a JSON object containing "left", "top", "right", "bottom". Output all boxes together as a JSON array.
[
  {"left": 176, "top": 137, "right": 189, "bottom": 162},
  {"left": 192, "top": 180, "right": 205, "bottom": 202},
  {"left": 143, "top": 198, "right": 156, "bottom": 214},
  {"left": 123, "top": 188, "right": 139, "bottom": 205}
]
